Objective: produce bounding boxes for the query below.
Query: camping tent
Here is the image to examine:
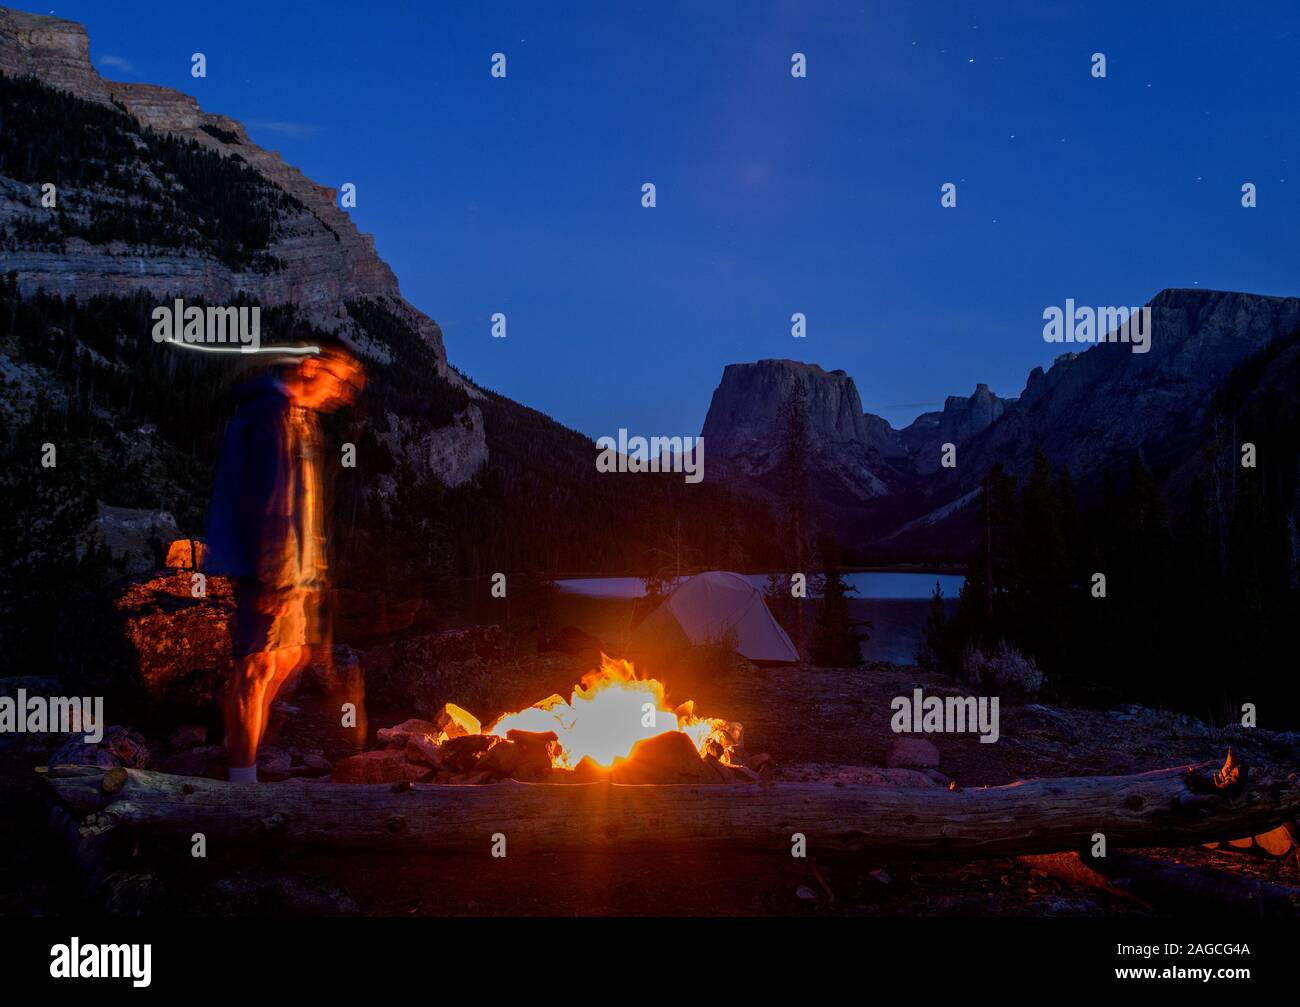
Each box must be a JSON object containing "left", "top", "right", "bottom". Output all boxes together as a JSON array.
[{"left": 631, "top": 571, "right": 800, "bottom": 664}]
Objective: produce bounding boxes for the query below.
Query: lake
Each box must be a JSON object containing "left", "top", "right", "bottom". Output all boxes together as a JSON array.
[{"left": 555, "top": 571, "right": 965, "bottom": 664}]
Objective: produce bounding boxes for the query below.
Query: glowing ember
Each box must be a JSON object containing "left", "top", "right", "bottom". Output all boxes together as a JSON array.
[{"left": 482, "top": 655, "right": 736, "bottom": 768}]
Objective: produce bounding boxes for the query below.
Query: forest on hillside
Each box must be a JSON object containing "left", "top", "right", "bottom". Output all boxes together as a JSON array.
[{"left": 918, "top": 331, "right": 1300, "bottom": 726}]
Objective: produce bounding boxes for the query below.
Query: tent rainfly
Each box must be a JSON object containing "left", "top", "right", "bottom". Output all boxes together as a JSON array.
[{"left": 631, "top": 571, "right": 799, "bottom": 664}]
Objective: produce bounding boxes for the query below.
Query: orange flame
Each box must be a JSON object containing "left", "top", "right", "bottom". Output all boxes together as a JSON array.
[{"left": 483, "top": 654, "right": 733, "bottom": 768}]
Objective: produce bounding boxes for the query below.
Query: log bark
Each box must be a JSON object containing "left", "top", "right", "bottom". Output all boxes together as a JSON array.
[
  {"left": 38, "top": 753, "right": 1300, "bottom": 859},
  {"left": 1099, "top": 850, "right": 1300, "bottom": 916}
]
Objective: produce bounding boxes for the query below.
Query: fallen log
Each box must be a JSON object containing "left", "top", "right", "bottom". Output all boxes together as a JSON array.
[
  {"left": 1099, "top": 850, "right": 1300, "bottom": 916},
  {"left": 39, "top": 751, "right": 1300, "bottom": 859}
]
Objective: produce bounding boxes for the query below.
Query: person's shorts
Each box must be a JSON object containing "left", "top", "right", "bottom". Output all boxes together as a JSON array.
[{"left": 231, "top": 579, "right": 311, "bottom": 658}]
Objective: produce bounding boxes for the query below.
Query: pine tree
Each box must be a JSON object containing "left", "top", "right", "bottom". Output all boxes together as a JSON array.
[{"left": 809, "top": 538, "right": 869, "bottom": 666}]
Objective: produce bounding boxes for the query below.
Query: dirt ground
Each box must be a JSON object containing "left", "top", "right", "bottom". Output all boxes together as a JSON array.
[{"left": 4, "top": 645, "right": 1297, "bottom": 918}]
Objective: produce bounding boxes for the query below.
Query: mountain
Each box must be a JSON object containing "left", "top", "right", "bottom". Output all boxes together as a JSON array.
[
  {"left": 0, "top": 5, "right": 785, "bottom": 627},
  {"left": 700, "top": 288, "right": 1300, "bottom": 561},
  {"left": 701, "top": 359, "right": 904, "bottom": 504},
  {"left": 893, "top": 287, "right": 1300, "bottom": 550},
  {"left": 894, "top": 384, "right": 1014, "bottom": 474},
  {"left": 0, "top": 6, "right": 485, "bottom": 491},
  {"left": 699, "top": 360, "right": 1013, "bottom": 518}
]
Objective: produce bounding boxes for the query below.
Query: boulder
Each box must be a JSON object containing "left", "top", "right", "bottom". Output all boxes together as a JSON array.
[
  {"left": 113, "top": 571, "right": 236, "bottom": 716},
  {"left": 505, "top": 728, "right": 560, "bottom": 762},
  {"left": 885, "top": 737, "right": 941, "bottom": 770},
  {"left": 405, "top": 734, "right": 442, "bottom": 768},
  {"left": 376, "top": 718, "right": 443, "bottom": 748},
  {"left": 611, "top": 730, "right": 708, "bottom": 784},
  {"left": 164, "top": 538, "right": 206, "bottom": 570},
  {"left": 50, "top": 725, "right": 151, "bottom": 769},
  {"left": 435, "top": 703, "right": 480, "bottom": 739},
  {"left": 435, "top": 733, "right": 495, "bottom": 773},
  {"left": 330, "top": 749, "right": 428, "bottom": 785},
  {"left": 572, "top": 756, "right": 610, "bottom": 782},
  {"left": 475, "top": 739, "right": 525, "bottom": 777}
]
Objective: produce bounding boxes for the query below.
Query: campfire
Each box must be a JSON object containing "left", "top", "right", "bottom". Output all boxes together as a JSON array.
[{"left": 350, "top": 655, "right": 764, "bottom": 786}]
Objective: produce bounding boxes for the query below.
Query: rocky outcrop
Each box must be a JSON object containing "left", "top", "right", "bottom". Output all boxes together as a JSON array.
[
  {"left": 895, "top": 383, "right": 1014, "bottom": 474},
  {"left": 953, "top": 288, "right": 1300, "bottom": 493},
  {"left": 883, "top": 288, "right": 1300, "bottom": 549},
  {"left": 0, "top": 6, "right": 485, "bottom": 490},
  {"left": 700, "top": 360, "right": 1013, "bottom": 502},
  {"left": 113, "top": 571, "right": 236, "bottom": 717},
  {"left": 700, "top": 359, "right": 897, "bottom": 502},
  {"left": 0, "top": 8, "right": 403, "bottom": 327}
]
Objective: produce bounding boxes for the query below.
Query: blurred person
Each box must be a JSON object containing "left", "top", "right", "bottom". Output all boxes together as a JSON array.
[{"left": 205, "top": 347, "right": 365, "bottom": 782}]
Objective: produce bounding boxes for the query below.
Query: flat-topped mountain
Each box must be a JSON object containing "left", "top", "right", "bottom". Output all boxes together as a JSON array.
[{"left": 701, "top": 359, "right": 897, "bottom": 503}]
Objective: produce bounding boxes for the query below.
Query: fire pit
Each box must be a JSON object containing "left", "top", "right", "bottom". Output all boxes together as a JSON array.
[{"left": 344, "top": 655, "right": 759, "bottom": 786}]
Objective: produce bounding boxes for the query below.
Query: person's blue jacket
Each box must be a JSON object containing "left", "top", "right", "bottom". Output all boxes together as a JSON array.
[{"left": 204, "top": 373, "right": 298, "bottom": 587}]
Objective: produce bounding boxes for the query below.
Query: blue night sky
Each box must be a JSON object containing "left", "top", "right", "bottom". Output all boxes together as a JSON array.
[{"left": 28, "top": 1, "right": 1300, "bottom": 436}]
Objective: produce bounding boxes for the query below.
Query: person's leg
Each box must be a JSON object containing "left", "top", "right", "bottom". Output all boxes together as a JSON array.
[
  {"left": 254, "top": 644, "right": 309, "bottom": 750},
  {"left": 224, "top": 650, "right": 278, "bottom": 773}
]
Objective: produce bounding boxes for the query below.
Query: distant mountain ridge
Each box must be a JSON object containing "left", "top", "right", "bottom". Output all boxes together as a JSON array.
[
  {"left": 700, "top": 359, "right": 1013, "bottom": 506},
  {"left": 700, "top": 287, "right": 1300, "bottom": 557}
]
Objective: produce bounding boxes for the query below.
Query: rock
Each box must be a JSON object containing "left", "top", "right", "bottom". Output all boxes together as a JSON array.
[
  {"left": 898, "top": 384, "right": 1013, "bottom": 475},
  {"left": 435, "top": 733, "right": 495, "bottom": 773},
  {"left": 885, "top": 737, "right": 941, "bottom": 770},
  {"left": 257, "top": 747, "right": 293, "bottom": 779},
  {"left": 572, "top": 756, "right": 610, "bottom": 782},
  {"left": 611, "top": 730, "right": 708, "bottom": 784},
  {"left": 702, "top": 360, "right": 896, "bottom": 502},
  {"left": 112, "top": 571, "right": 236, "bottom": 717},
  {"left": 795, "top": 885, "right": 818, "bottom": 901},
  {"left": 50, "top": 725, "right": 151, "bottom": 769},
  {"left": 164, "top": 538, "right": 205, "bottom": 570},
  {"left": 474, "top": 740, "right": 525, "bottom": 777},
  {"left": 302, "top": 750, "right": 332, "bottom": 771},
  {"left": 505, "top": 729, "right": 560, "bottom": 765},
  {"left": 405, "top": 734, "right": 442, "bottom": 768},
  {"left": 330, "top": 750, "right": 427, "bottom": 784},
  {"left": 435, "top": 703, "right": 480, "bottom": 739},
  {"left": 376, "top": 718, "right": 443, "bottom": 748}
]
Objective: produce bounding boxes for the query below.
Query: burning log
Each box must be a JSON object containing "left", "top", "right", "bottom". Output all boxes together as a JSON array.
[{"left": 39, "top": 752, "right": 1300, "bottom": 859}]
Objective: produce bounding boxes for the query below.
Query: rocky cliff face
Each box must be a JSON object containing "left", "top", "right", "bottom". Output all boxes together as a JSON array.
[
  {"left": 891, "top": 287, "right": 1300, "bottom": 549},
  {"left": 953, "top": 288, "right": 1300, "bottom": 491},
  {"left": 700, "top": 361, "right": 1012, "bottom": 503},
  {"left": 701, "top": 289, "right": 1300, "bottom": 555},
  {"left": 0, "top": 6, "right": 484, "bottom": 486},
  {"left": 894, "top": 383, "right": 1014, "bottom": 474},
  {"left": 701, "top": 359, "right": 896, "bottom": 502}
]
